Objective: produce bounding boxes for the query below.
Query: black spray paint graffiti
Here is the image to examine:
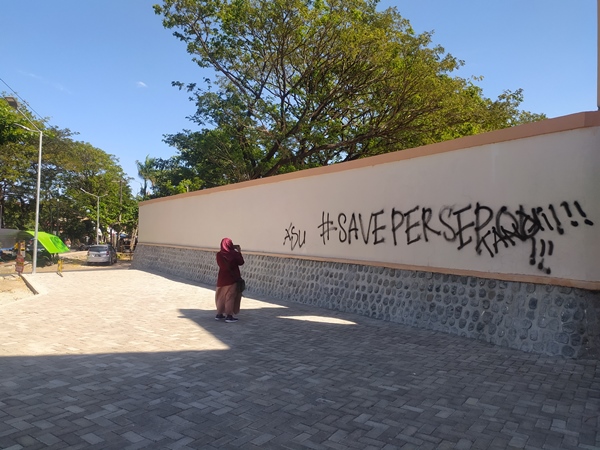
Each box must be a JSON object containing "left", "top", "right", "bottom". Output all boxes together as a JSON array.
[
  {"left": 283, "top": 222, "right": 306, "bottom": 251},
  {"left": 313, "top": 201, "right": 594, "bottom": 275}
]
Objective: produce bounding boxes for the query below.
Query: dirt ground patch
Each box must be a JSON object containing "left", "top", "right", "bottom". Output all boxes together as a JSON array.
[
  {"left": 0, "top": 251, "right": 133, "bottom": 274},
  {"left": 0, "top": 274, "right": 33, "bottom": 304},
  {"left": 0, "top": 251, "right": 133, "bottom": 305}
]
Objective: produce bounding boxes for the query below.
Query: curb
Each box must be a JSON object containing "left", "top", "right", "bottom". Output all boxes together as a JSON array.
[{"left": 20, "top": 273, "right": 48, "bottom": 296}]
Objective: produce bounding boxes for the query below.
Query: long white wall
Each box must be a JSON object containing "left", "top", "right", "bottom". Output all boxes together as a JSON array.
[{"left": 139, "top": 112, "right": 600, "bottom": 288}]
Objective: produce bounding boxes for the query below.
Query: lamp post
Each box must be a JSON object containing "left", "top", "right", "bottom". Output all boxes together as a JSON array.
[
  {"left": 80, "top": 188, "right": 107, "bottom": 245},
  {"left": 111, "top": 178, "right": 125, "bottom": 224},
  {"left": 4, "top": 97, "right": 43, "bottom": 274},
  {"left": 110, "top": 178, "right": 126, "bottom": 249}
]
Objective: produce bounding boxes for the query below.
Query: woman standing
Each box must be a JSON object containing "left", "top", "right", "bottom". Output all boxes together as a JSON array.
[{"left": 215, "top": 237, "right": 245, "bottom": 323}]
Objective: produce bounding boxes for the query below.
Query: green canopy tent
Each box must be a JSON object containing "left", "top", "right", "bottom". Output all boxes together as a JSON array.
[
  {"left": 23, "top": 231, "right": 70, "bottom": 254},
  {"left": 0, "top": 229, "right": 69, "bottom": 254}
]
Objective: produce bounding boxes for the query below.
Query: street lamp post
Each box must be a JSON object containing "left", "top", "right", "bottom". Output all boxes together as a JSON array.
[
  {"left": 4, "top": 97, "right": 43, "bottom": 275},
  {"left": 80, "top": 189, "right": 107, "bottom": 245},
  {"left": 110, "top": 178, "right": 126, "bottom": 249},
  {"left": 111, "top": 178, "right": 125, "bottom": 224}
]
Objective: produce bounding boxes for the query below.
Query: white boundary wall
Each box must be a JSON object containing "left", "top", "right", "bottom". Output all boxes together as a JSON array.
[{"left": 139, "top": 112, "right": 600, "bottom": 289}]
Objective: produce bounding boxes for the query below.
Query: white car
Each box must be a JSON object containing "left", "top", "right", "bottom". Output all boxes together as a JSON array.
[{"left": 87, "top": 244, "right": 117, "bottom": 265}]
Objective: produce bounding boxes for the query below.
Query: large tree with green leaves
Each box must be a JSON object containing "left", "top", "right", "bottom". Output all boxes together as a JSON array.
[
  {"left": 0, "top": 97, "right": 138, "bottom": 245},
  {"left": 153, "top": 0, "right": 545, "bottom": 191},
  {"left": 0, "top": 98, "right": 47, "bottom": 230}
]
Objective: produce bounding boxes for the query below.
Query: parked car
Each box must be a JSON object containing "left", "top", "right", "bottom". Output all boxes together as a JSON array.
[
  {"left": 87, "top": 244, "right": 117, "bottom": 265},
  {"left": 0, "top": 247, "right": 16, "bottom": 261}
]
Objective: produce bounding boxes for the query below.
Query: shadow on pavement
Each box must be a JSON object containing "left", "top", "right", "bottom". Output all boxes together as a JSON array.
[{"left": 0, "top": 269, "right": 598, "bottom": 449}]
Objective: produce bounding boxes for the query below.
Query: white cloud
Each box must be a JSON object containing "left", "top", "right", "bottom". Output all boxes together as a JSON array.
[
  {"left": 136, "top": 81, "right": 148, "bottom": 88},
  {"left": 20, "top": 70, "right": 72, "bottom": 94}
]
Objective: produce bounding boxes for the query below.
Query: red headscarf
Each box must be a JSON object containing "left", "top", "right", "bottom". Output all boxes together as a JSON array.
[{"left": 219, "top": 237, "right": 237, "bottom": 262}]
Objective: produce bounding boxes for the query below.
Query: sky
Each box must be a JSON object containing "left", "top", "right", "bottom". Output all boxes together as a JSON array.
[{"left": 1, "top": 0, "right": 597, "bottom": 191}]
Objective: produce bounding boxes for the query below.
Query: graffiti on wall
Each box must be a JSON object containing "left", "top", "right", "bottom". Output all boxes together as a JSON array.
[
  {"left": 283, "top": 222, "right": 306, "bottom": 251},
  {"left": 284, "top": 201, "right": 594, "bottom": 275}
]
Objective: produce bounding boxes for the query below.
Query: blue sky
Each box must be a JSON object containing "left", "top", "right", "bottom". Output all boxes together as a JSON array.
[{"left": 1, "top": 1, "right": 597, "bottom": 190}]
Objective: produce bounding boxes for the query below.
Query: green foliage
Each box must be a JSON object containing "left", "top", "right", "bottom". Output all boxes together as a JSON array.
[
  {"left": 151, "top": 0, "right": 546, "bottom": 193},
  {"left": 136, "top": 155, "right": 158, "bottom": 199},
  {"left": 145, "top": 156, "right": 205, "bottom": 197},
  {"left": 0, "top": 96, "right": 139, "bottom": 244}
]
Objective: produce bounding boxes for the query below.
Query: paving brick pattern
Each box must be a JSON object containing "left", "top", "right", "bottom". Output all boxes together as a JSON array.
[
  {"left": 0, "top": 269, "right": 598, "bottom": 449},
  {"left": 132, "top": 245, "right": 600, "bottom": 358}
]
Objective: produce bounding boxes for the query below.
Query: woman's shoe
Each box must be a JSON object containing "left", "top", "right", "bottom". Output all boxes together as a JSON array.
[
  {"left": 225, "top": 315, "right": 239, "bottom": 323},
  {"left": 215, "top": 314, "right": 225, "bottom": 320}
]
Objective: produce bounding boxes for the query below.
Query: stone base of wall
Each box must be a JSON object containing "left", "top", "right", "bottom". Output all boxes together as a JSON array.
[{"left": 133, "top": 244, "right": 600, "bottom": 359}]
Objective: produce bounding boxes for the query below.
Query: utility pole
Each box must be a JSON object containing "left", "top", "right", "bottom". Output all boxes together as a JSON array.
[
  {"left": 4, "top": 97, "right": 44, "bottom": 275},
  {"left": 118, "top": 179, "right": 123, "bottom": 224},
  {"left": 80, "top": 188, "right": 107, "bottom": 245},
  {"left": 110, "top": 178, "right": 125, "bottom": 249}
]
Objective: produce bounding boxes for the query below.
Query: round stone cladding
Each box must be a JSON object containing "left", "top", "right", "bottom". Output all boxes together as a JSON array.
[{"left": 133, "top": 244, "right": 600, "bottom": 359}]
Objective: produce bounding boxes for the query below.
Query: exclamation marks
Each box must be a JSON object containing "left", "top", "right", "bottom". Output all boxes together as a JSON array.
[
  {"left": 547, "top": 204, "right": 564, "bottom": 235},
  {"left": 531, "top": 201, "right": 593, "bottom": 276},
  {"left": 573, "top": 201, "right": 594, "bottom": 226},
  {"left": 530, "top": 238, "right": 553, "bottom": 275},
  {"left": 561, "top": 201, "right": 579, "bottom": 226},
  {"left": 561, "top": 201, "right": 595, "bottom": 227}
]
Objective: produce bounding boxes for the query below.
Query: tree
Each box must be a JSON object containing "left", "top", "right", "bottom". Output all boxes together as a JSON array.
[
  {"left": 0, "top": 97, "right": 47, "bottom": 229},
  {"left": 152, "top": 0, "right": 545, "bottom": 191},
  {"left": 63, "top": 141, "right": 134, "bottom": 244},
  {"left": 136, "top": 155, "right": 158, "bottom": 199},
  {"left": 0, "top": 97, "right": 138, "bottom": 244}
]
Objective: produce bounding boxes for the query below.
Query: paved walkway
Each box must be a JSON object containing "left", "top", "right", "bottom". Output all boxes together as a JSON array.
[{"left": 0, "top": 268, "right": 598, "bottom": 450}]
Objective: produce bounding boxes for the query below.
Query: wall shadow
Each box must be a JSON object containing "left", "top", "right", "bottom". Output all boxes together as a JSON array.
[{"left": 1, "top": 275, "right": 599, "bottom": 449}]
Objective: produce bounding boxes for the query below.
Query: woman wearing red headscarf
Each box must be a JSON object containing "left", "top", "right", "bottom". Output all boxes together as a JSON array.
[{"left": 215, "top": 238, "right": 245, "bottom": 323}]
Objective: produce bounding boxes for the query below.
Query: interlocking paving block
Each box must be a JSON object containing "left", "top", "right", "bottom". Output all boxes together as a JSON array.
[
  {"left": 133, "top": 245, "right": 600, "bottom": 358},
  {"left": 0, "top": 269, "right": 598, "bottom": 449}
]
